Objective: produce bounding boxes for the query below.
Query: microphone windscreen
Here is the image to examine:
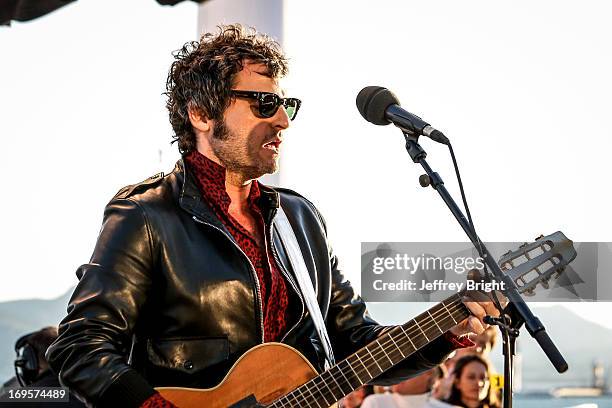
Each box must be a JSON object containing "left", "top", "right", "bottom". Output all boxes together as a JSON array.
[{"left": 356, "top": 86, "right": 400, "bottom": 125}]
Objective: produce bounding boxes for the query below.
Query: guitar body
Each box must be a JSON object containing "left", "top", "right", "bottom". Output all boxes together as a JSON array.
[{"left": 156, "top": 342, "right": 330, "bottom": 408}]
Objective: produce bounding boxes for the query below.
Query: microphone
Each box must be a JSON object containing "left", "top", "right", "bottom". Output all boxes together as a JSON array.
[{"left": 356, "top": 86, "right": 449, "bottom": 144}]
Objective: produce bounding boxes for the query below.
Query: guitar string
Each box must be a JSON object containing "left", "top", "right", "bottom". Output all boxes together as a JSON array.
[
  {"left": 343, "top": 299, "right": 469, "bottom": 381},
  {"left": 271, "top": 297, "right": 469, "bottom": 408},
  {"left": 272, "top": 299, "right": 467, "bottom": 408},
  {"left": 328, "top": 299, "right": 468, "bottom": 405},
  {"left": 272, "top": 299, "right": 466, "bottom": 408},
  {"left": 342, "top": 299, "right": 467, "bottom": 377}
]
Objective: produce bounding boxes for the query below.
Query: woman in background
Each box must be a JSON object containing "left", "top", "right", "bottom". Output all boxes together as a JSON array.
[{"left": 444, "top": 355, "right": 499, "bottom": 408}]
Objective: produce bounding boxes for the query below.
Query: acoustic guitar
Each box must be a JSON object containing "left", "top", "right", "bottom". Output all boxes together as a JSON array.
[{"left": 157, "top": 232, "right": 576, "bottom": 408}]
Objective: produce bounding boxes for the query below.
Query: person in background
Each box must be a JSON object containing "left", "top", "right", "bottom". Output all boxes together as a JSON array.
[
  {"left": 360, "top": 365, "right": 446, "bottom": 408},
  {"left": 0, "top": 327, "right": 85, "bottom": 407},
  {"left": 13, "top": 327, "right": 59, "bottom": 387},
  {"left": 340, "top": 385, "right": 375, "bottom": 408},
  {"left": 443, "top": 355, "right": 499, "bottom": 408},
  {"left": 435, "top": 326, "right": 498, "bottom": 401}
]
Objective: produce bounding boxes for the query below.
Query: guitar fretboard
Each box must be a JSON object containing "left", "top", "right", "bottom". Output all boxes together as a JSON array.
[{"left": 269, "top": 293, "right": 469, "bottom": 408}]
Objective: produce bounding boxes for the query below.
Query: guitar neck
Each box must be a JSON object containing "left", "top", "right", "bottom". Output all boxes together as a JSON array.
[{"left": 270, "top": 293, "right": 470, "bottom": 408}]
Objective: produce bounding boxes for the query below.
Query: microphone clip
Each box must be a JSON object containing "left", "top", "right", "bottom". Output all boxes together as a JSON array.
[
  {"left": 404, "top": 132, "right": 427, "bottom": 163},
  {"left": 483, "top": 315, "right": 520, "bottom": 337}
]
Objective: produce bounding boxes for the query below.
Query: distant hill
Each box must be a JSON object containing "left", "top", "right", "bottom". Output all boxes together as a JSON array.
[
  {"left": 1, "top": 293, "right": 611, "bottom": 393},
  {"left": 514, "top": 305, "right": 612, "bottom": 389}
]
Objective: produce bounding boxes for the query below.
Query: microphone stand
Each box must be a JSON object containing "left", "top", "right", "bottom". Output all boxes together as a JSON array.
[{"left": 402, "top": 133, "right": 568, "bottom": 408}]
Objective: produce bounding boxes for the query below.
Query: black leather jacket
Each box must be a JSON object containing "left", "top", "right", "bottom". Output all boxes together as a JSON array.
[{"left": 46, "top": 160, "right": 456, "bottom": 407}]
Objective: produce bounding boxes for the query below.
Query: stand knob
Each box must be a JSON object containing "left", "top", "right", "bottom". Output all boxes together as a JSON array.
[{"left": 419, "top": 174, "right": 431, "bottom": 187}]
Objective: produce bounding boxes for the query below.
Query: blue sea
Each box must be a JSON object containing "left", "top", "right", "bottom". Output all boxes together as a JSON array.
[{"left": 514, "top": 395, "right": 612, "bottom": 408}]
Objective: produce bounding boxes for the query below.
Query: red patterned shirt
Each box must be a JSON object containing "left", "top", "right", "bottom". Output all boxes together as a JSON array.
[
  {"left": 140, "top": 393, "right": 177, "bottom": 408},
  {"left": 185, "top": 150, "right": 293, "bottom": 343}
]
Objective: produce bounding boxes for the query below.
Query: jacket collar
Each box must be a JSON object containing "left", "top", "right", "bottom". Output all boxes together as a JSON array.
[{"left": 176, "top": 158, "right": 280, "bottom": 227}]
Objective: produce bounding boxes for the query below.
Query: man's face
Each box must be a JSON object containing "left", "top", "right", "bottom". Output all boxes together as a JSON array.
[{"left": 209, "top": 62, "right": 290, "bottom": 181}]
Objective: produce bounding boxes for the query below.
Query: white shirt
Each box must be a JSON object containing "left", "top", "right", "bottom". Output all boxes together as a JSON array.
[
  {"left": 423, "top": 399, "right": 459, "bottom": 408},
  {"left": 361, "top": 393, "right": 430, "bottom": 408}
]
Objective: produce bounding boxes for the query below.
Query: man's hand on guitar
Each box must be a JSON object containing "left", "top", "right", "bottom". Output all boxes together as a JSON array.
[{"left": 449, "top": 292, "right": 505, "bottom": 337}]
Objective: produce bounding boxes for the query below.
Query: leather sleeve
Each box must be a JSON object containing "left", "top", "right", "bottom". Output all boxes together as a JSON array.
[{"left": 46, "top": 199, "right": 157, "bottom": 407}]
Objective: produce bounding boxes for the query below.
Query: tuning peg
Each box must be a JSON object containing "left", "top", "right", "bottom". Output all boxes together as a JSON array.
[
  {"left": 524, "top": 289, "right": 536, "bottom": 296},
  {"left": 519, "top": 242, "right": 529, "bottom": 248},
  {"left": 467, "top": 268, "right": 484, "bottom": 281},
  {"left": 540, "top": 279, "right": 550, "bottom": 289},
  {"left": 535, "top": 234, "right": 544, "bottom": 240}
]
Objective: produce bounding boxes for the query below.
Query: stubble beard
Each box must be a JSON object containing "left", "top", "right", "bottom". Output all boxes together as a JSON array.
[{"left": 210, "top": 118, "right": 278, "bottom": 181}]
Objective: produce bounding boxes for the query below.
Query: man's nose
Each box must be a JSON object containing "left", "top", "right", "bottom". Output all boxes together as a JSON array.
[{"left": 272, "top": 104, "right": 290, "bottom": 130}]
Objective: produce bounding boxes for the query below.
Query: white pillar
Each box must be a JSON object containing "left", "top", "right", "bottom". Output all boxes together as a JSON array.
[{"left": 198, "top": 0, "right": 285, "bottom": 186}]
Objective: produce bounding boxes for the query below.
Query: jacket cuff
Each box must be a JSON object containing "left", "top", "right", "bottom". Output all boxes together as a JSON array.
[
  {"left": 140, "top": 392, "right": 178, "bottom": 408},
  {"left": 98, "top": 369, "right": 156, "bottom": 408}
]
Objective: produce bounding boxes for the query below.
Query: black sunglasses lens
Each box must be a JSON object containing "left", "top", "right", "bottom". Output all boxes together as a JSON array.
[
  {"left": 259, "top": 93, "right": 280, "bottom": 118},
  {"left": 255, "top": 93, "right": 300, "bottom": 120}
]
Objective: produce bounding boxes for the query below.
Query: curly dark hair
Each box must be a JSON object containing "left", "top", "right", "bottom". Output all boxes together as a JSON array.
[{"left": 165, "top": 24, "right": 289, "bottom": 154}]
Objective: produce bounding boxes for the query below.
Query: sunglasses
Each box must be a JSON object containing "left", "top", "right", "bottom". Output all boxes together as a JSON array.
[{"left": 230, "top": 90, "right": 301, "bottom": 120}]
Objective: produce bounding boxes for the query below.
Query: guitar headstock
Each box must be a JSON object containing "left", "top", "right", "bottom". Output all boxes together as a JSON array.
[{"left": 498, "top": 231, "right": 577, "bottom": 296}]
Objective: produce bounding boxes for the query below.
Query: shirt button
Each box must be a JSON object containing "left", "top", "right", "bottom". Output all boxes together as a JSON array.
[{"left": 183, "top": 360, "right": 194, "bottom": 370}]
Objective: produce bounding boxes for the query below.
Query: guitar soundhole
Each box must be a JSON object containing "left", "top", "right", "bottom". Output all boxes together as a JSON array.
[{"left": 228, "top": 394, "right": 261, "bottom": 408}]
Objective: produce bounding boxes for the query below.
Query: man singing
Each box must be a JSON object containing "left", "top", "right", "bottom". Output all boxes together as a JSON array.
[{"left": 47, "top": 24, "right": 499, "bottom": 407}]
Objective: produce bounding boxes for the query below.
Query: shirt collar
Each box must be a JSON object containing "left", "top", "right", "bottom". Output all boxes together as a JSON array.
[{"left": 184, "top": 150, "right": 261, "bottom": 212}]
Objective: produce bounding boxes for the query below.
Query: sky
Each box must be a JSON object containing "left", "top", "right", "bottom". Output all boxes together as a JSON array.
[{"left": 1, "top": 0, "right": 611, "bottom": 332}]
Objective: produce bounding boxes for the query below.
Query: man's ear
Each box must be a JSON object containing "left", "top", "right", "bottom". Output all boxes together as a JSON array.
[{"left": 188, "top": 106, "right": 213, "bottom": 134}]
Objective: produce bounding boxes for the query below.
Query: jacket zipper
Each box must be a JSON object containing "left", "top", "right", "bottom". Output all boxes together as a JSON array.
[
  {"left": 266, "top": 221, "right": 307, "bottom": 343},
  {"left": 192, "top": 215, "right": 265, "bottom": 343}
]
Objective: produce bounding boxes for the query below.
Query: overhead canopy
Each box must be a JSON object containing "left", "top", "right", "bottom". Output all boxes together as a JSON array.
[
  {"left": 1, "top": 0, "right": 206, "bottom": 26},
  {"left": 155, "top": 0, "right": 205, "bottom": 4}
]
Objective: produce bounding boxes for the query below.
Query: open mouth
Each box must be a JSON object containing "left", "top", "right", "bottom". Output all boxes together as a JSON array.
[{"left": 262, "top": 140, "right": 282, "bottom": 153}]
